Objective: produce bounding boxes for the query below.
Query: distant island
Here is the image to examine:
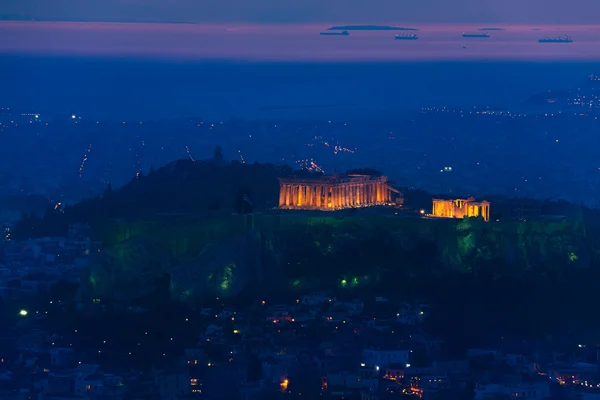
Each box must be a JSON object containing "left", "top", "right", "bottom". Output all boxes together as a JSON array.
[
  {"left": 478, "top": 28, "right": 505, "bottom": 31},
  {"left": 327, "top": 25, "right": 419, "bottom": 31}
]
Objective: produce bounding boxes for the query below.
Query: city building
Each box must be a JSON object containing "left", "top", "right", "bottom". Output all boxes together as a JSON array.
[
  {"left": 431, "top": 197, "right": 490, "bottom": 221},
  {"left": 278, "top": 174, "right": 400, "bottom": 211}
]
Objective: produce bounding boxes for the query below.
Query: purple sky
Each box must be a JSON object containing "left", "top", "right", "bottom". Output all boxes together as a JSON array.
[
  {"left": 2, "top": 22, "right": 600, "bottom": 62},
  {"left": 1, "top": 0, "right": 600, "bottom": 24}
]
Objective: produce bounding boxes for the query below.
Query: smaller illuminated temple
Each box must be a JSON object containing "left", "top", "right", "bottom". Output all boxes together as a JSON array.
[
  {"left": 432, "top": 197, "right": 490, "bottom": 221},
  {"left": 278, "top": 174, "right": 399, "bottom": 211}
]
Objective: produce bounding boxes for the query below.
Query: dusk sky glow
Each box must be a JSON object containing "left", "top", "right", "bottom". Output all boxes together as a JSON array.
[
  {"left": 2, "top": 22, "right": 600, "bottom": 62},
  {"left": 1, "top": 0, "right": 600, "bottom": 24}
]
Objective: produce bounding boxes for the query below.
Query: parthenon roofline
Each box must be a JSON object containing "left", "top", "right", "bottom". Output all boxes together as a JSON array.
[
  {"left": 279, "top": 174, "right": 387, "bottom": 185},
  {"left": 432, "top": 197, "right": 490, "bottom": 205}
]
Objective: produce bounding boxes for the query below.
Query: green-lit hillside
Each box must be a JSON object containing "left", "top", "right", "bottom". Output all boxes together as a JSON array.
[
  {"left": 10, "top": 158, "right": 600, "bottom": 314},
  {"left": 83, "top": 212, "right": 594, "bottom": 305}
]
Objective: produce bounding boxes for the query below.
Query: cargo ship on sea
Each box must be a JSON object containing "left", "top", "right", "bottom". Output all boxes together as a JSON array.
[
  {"left": 395, "top": 34, "right": 418, "bottom": 40},
  {"left": 320, "top": 30, "right": 349, "bottom": 36},
  {"left": 462, "top": 32, "right": 490, "bottom": 38},
  {"left": 538, "top": 35, "right": 573, "bottom": 43}
]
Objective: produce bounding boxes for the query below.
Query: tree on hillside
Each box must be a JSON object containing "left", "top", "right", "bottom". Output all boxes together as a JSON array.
[
  {"left": 103, "top": 183, "right": 114, "bottom": 198},
  {"left": 213, "top": 146, "right": 224, "bottom": 164},
  {"left": 233, "top": 188, "right": 253, "bottom": 214}
]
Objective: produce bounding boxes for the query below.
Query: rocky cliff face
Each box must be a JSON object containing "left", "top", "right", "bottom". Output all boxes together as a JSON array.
[
  {"left": 169, "top": 229, "right": 285, "bottom": 300},
  {"left": 84, "top": 215, "right": 593, "bottom": 305},
  {"left": 86, "top": 227, "right": 286, "bottom": 304}
]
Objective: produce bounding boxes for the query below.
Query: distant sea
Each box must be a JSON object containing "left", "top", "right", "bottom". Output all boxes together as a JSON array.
[{"left": 1, "top": 22, "right": 599, "bottom": 120}]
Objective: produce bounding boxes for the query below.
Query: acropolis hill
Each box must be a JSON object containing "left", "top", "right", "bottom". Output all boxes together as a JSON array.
[{"left": 9, "top": 159, "right": 600, "bottom": 305}]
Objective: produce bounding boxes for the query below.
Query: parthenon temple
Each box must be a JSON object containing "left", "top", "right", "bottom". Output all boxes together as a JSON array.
[
  {"left": 431, "top": 197, "right": 490, "bottom": 222},
  {"left": 278, "top": 174, "right": 399, "bottom": 211}
]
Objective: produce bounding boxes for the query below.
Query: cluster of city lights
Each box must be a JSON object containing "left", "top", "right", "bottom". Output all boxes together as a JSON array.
[
  {"left": 78, "top": 144, "right": 92, "bottom": 178},
  {"left": 185, "top": 145, "right": 195, "bottom": 162},
  {"left": 295, "top": 158, "right": 324, "bottom": 173},
  {"left": 333, "top": 145, "right": 355, "bottom": 155}
]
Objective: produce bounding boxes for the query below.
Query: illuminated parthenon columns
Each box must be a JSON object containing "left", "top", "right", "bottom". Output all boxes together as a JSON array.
[{"left": 278, "top": 174, "right": 399, "bottom": 211}]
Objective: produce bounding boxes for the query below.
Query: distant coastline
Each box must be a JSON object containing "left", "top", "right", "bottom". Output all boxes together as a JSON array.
[
  {"left": 478, "top": 28, "right": 505, "bottom": 31},
  {"left": 328, "top": 25, "right": 419, "bottom": 31},
  {"left": 257, "top": 103, "right": 355, "bottom": 111}
]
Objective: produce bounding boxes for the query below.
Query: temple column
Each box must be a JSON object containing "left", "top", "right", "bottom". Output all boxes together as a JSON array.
[
  {"left": 371, "top": 183, "right": 376, "bottom": 204},
  {"left": 330, "top": 187, "right": 334, "bottom": 208},
  {"left": 374, "top": 183, "right": 378, "bottom": 204},
  {"left": 304, "top": 186, "right": 309, "bottom": 206},
  {"left": 347, "top": 185, "right": 351, "bottom": 206},
  {"left": 362, "top": 185, "right": 367, "bottom": 206},
  {"left": 332, "top": 187, "right": 337, "bottom": 208},
  {"left": 344, "top": 185, "right": 348, "bottom": 207},
  {"left": 333, "top": 187, "right": 338, "bottom": 208},
  {"left": 360, "top": 184, "right": 365, "bottom": 205},
  {"left": 295, "top": 186, "right": 300, "bottom": 206},
  {"left": 318, "top": 186, "right": 322, "bottom": 208},
  {"left": 302, "top": 186, "right": 307, "bottom": 206},
  {"left": 330, "top": 186, "right": 334, "bottom": 208},
  {"left": 315, "top": 186, "right": 321, "bottom": 208},
  {"left": 372, "top": 183, "right": 377, "bottom": 204},
  {"left": 282, "top": 185, "right": 286, "bottom": 206},
  {"left": 346, "top": 184, "right": 350, "bottom": 206},
  {"left": 279, "top": 185, "right": 285, "bottom": 206},
  {"left": 304, "top": 186, "right": 308, "bottom": 206}
]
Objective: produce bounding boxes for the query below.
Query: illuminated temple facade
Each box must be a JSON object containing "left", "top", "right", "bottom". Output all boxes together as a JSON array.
[
  {"left": 432, "top": 197, "right": 490, "bottom": 222},
  {"left": 278, "top": 174, "right": 398, "bottom": 211}
]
